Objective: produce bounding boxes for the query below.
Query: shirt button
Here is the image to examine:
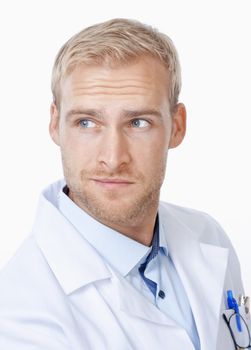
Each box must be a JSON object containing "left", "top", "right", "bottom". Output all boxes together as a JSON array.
[{"left": 158, "top": 290, "right": 165, "bottom": 299}]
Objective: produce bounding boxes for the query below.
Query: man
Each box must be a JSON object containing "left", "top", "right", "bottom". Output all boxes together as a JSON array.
[{"left": 0, "top": 18, "right": 248, "bottom": 350}]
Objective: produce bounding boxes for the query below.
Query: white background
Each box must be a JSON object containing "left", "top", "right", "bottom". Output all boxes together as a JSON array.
[{"left": 0, "top": 0, "right": 250, "bottom": 292}]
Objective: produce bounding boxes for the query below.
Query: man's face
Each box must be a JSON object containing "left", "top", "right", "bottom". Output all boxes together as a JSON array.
[{"left": 50, "top": 56, "right": 186, "bottom": 228}]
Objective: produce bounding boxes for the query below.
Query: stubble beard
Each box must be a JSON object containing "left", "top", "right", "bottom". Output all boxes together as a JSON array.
[{"left": 62, "top": 158, "right": 167, "bottom": 228}]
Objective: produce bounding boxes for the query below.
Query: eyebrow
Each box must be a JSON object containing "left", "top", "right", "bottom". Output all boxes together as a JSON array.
[
  {"left": 65, "top": 108, "right": 163, "bottom": 120},
  {"left": 65, "top": 109, "right": 102, "bottom": 120},
  {"left": 123, "top": 109, "right": 162, "bottom": 119}
]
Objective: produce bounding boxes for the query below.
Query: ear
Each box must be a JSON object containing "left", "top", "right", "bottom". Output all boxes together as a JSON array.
[
  {"left": 169, "top": 103, "right": 186, "bottom": 149},
  {"left": 49, "top": 102, "right": 60, "bottom": 146}
]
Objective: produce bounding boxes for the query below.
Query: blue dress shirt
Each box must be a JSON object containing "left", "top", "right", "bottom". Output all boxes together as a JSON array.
[{"left": 57, "top": 186, "right": 200, "bottom": 350}]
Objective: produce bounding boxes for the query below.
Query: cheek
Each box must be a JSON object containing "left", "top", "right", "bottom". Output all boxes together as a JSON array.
[
  {"left": 134, "top": 138, "right": 167, "bottom": 173},
  {"left": 140, "top": 129, "right": 168, "bottom": 160},
  {"left": 60, "top": 135, "right": 96, "bottom": 171}
]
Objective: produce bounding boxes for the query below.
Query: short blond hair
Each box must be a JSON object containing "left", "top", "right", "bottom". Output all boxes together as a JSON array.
[{"left": 51, "top": 18, "right": 181, "bottom": 110}]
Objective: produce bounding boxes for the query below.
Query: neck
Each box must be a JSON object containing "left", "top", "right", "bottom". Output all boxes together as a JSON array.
[
  {"left": 67, "top": 186, "right": 159, "bottom": 247},
  {"left": 101, "top": 210, "right": 158, "bottom": 246}
]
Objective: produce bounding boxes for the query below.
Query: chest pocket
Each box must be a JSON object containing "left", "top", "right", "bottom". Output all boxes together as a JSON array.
[{"left": 221, "top": 306, "right": 251, "bottom": 349}]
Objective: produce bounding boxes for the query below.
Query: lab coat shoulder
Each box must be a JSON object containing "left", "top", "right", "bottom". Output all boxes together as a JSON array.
[
  {"left": 0, "top": 236, "right": 71, "bottom": 349},
  {"left": 160, "top": 200, "right": 238, "bottom": 247},
  {"left": 160, "top": 201, "right": 243, "bottom": 293}
]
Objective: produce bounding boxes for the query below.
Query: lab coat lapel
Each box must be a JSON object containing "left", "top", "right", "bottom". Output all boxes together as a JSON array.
[
  {"left": 33, "top": 194, "right": 112, "bottom": 295},
  {"left": 159, "top": 205, "right": 229, "bottom": 350}
]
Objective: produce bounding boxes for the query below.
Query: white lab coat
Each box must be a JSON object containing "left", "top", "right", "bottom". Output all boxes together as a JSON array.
[{"left": 0, "top": 181, "right": 246, "bottom": 349}]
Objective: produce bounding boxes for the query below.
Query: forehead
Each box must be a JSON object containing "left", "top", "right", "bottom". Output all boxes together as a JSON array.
[{"left": 60, "top": 57, "right": 170, "bottom": 111}]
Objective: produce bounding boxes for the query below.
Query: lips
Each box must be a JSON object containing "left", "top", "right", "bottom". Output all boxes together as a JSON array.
[
  {"left": 92, "top": 178, "right": 133, "bottom": 184},
  {"left": 91, "top": 178, "right": 134, "bottom": 188}
]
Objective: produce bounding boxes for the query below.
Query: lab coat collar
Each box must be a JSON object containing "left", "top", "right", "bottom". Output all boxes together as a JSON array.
[
  {"left": 159, "top": 203, "right": 229, "bottom": 350},
  {"left": 32, "top": 181, "right": 112, "bottom": 295}
]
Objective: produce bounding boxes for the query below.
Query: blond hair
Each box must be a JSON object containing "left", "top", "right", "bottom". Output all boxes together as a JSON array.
[{"left": 51, "top": 18, "right": 181, "bottom": 110}]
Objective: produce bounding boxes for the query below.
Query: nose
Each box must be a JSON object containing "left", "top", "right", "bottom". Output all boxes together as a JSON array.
[{"left": 97, "top": 127, "right": 131, "bottom": 171}]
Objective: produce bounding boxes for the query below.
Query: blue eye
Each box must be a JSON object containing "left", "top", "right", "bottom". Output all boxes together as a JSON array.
[
  {"left": 131, "top": 119, "right": 149, "bottom": 128},
  {"left": 79, "top": 119, "right": 96, "bottom": 128}
]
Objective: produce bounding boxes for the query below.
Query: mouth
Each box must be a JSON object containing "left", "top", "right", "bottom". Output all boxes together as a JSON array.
[{"left": 91, "top": 178, "right": 134, "bottom": 189}]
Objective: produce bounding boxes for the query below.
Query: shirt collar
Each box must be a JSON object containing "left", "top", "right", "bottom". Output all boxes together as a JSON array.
[
  {"left": 159, "top": 219, "right": 169, "bottom": 256},
  {"left": 58, "top": 186, "right": 152, "bottom": 276}
]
